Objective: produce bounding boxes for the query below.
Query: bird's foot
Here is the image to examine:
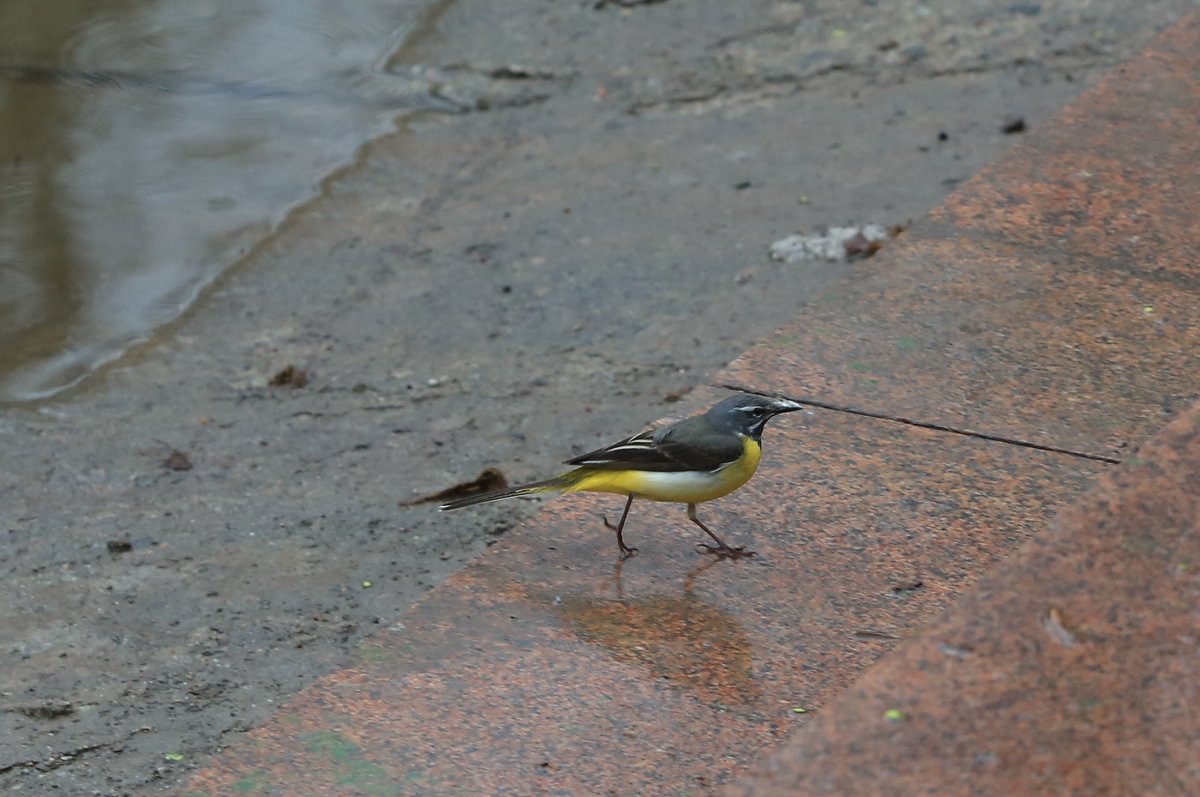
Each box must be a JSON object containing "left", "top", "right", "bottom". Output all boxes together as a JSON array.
[
  {"left": 697, "top": 543, "right": 756, "bottom": 560},
  {"left": 602, "top": 515, "right": 639, "bottom": 558}
]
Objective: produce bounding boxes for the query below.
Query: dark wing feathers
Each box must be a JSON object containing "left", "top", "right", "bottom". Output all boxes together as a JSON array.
[
  {"left": 653, "top": 421, "right": 744, "bottom": 471},
  {"left": 562, "top": 429, "right": 678, "bottom": 471},
  {"left": 563, "top": 416, "right": 743, "bottom": 473}
]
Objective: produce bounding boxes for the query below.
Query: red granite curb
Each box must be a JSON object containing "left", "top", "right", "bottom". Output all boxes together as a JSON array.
[
  {"left": 727, "top": 399, "right": 1200, "bottom": 797},
  {"left": 726, "top": 8, "right": 1200, "bottom": 461},
  {"left": 185, "top": 384, "right": 1107, "bottom": 796},
  {"left": 186, "top": 12, "right": 1200, "bottom": 797}
]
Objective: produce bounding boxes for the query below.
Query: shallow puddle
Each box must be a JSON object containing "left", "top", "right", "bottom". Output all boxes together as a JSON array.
[{"left": 0, "top": 0, "right": 446, "bottom": 402}]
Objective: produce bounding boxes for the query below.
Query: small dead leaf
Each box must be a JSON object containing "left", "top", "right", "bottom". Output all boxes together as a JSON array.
[
  {"left": 163, "top": 448, "right": 193, "bottom": 471},
  {"left": 853, "top": 629, "right": 904, "bottom": 640},
  {"left": 1002, "top": 115, "right": 1027, "bottom": 134},
  {"left": 844, "top": 231, "right": 884, "bottom": 260},
  {"left": 1041, "top": 607, "right": 1078, "bottom": 647},
  {"left": 152, "top": 439, "right": 193, "bottom": 471},
  {"left": 489, "top": 65, "right": 556, "bottom": 80},
  {"left": 400, "top": 467, "right": 509, "bottom": 507},
  {"left": 269, "top": 365, "right": 309, "bottom": 389}
]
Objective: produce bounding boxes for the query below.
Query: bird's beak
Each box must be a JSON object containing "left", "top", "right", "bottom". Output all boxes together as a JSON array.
[{"left": 769, "top": 398, "right": 804, "bottom": 414}]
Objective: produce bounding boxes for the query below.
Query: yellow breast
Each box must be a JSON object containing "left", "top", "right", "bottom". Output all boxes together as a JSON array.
[{"left": 565, "top": 436, "right": 762, "bottom": 504}]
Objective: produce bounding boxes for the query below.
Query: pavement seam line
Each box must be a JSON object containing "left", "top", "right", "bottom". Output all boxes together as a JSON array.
[
  {"left": 0, "top": 728, "right": 150, "bottom": 775},
  {"left": 716, "top": 382, "right": 1122, "bottom": 465}
]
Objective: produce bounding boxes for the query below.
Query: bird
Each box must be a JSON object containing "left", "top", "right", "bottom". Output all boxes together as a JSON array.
[{"left": 439, "top": 392, "right": 802, "bottom": 558}]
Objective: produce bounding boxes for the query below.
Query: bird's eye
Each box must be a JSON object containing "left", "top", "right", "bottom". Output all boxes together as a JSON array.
[{"left": 749, "top": 407, "right": 766, "bottom": 417}]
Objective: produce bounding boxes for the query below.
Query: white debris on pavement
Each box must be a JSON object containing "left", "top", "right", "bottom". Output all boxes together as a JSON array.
[{"left": 768, "top": 224, "right": 889, "bottom": 263}]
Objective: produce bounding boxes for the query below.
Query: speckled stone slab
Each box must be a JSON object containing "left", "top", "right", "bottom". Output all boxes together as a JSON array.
[
  {"left": 187, "top": 12, "right": 1200, "bottom": 797},
  {"left": 723, "top": 236, "right": 1199, "bottom": 461},
  {"left": 185, "top": 396, "right": 1102, "bottom": 796},
  {"left": 724, "top": 13, "right": 1200, "bottom": 462},
  {"left": 728, "top": 399, "right": 1200, "bottom": 797}
]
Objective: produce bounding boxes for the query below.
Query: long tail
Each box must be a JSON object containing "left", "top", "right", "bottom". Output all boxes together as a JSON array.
[{"left": 438, "top": 476, "right": 572, "bottom": 510}]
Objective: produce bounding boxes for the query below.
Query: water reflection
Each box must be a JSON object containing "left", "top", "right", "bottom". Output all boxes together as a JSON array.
[
  {"left": 552, "top": 559, "right": 763, "bottom": 710},
  {"left": 0, "top": 0, "right": 439, "bottom": 402}
]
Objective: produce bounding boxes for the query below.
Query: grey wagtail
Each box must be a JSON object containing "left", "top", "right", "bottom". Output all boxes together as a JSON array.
[{"left": 439, "top": 393, "right": 802, "bottom": 558}]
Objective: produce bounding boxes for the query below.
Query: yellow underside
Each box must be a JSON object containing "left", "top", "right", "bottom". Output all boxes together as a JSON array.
[{"left": 562, "top": 436, "right": 762, "bottom": 504}]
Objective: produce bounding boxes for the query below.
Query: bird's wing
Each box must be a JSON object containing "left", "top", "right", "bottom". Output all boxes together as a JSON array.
[{"left": 563, "top": 416, "right": 743, "bottom": 473}]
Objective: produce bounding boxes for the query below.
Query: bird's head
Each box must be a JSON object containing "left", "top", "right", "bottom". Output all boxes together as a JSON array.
[{"left": 706, "top": 393, "right": 803, "bottom": 440}]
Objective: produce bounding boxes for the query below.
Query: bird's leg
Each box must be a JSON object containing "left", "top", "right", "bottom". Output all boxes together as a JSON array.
[
  {"left": 689, "top": 503, "right": 755, "bottom": 559},
  {"left": 602, "top": 494, "right": 638, "bottom": 558}
]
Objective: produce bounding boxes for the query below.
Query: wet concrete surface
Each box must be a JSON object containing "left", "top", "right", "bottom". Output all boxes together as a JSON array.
[
  {"left": 2, "top": 1, "right": 1197, "bottom": 794},
  {"left": 186, "top": 12, "right": 1200, "bottom": 796},
  {"left": 0, "top": 0, "right": 451, "bottom": 402}
]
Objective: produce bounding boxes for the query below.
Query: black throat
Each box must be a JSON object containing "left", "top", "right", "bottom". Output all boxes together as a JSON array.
[{"left": 745, "top": 417, "right": 770, "bottom": 441}]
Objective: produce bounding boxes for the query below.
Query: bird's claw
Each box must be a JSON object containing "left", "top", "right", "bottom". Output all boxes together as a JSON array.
[{"left": 602, "top": 514, "right": 638, "bottom": 558}]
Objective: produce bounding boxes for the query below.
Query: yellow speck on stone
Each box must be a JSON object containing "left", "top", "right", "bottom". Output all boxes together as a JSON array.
[
  {"left": 883, "top": 708, "right": 907, "bottom": 721},
  {"left": 362, "top": 580, "right": 373, "bottom": 588}
]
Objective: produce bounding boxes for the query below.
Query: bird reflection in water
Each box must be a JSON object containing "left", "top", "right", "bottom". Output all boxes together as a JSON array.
[{"left": 552, "top": 558, "right": 762, "bottom": 710}]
